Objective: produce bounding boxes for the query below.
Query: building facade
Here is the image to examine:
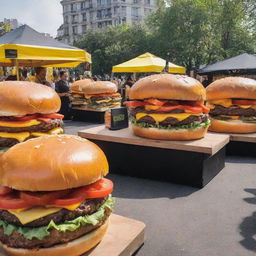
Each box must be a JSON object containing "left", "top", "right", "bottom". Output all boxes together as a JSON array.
[{"left": 57, "top": 0, "right": 156, "bottom": 43}]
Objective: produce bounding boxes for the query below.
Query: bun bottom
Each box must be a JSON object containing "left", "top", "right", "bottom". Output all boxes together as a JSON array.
[
  {"left": 209, "top": 118, "right": 256, "bottom": 133},
  {"left": 131, "top": 124, "right": 207, "bottom": 140},
  {"left": 1, "top": 220, "right": 109, "bottom": 256}
]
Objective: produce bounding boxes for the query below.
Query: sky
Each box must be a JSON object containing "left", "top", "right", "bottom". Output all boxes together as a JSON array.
[{"left": 0, "top": 0, "right": 63, "bottom": 37}]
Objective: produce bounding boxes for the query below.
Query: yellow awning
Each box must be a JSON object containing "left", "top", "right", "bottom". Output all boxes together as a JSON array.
[
  {"left": 112, "top": 52, "right": 186, "bottom": 74},
  {"left": 0, "top": 44, "right": 91, "bottom": 68}
]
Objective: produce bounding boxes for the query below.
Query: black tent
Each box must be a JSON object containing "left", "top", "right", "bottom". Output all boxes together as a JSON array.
[{"left": 198, "top": 53, "right": 256, "bottom": 75}]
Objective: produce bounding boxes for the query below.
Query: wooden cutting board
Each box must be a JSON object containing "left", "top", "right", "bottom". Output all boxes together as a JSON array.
[
  {"left": 0, "top": 214, "right": 145, "bottom": 256},
  {"left": 78, "top": 125, "right": 229, "bottom": 155}
]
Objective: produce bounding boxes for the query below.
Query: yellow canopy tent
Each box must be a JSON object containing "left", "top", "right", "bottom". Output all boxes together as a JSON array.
[
  {"left": 112, "top": 52, "right": 186, "bottom": 74},
  {"left": 0, "top": 25, "right": 91, "bottom": 79}
]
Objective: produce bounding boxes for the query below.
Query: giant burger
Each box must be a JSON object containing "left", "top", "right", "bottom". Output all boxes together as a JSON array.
[
  {"left": 71, "top": 79, "right": 92, "bottom": 108},
  {"left": 0, "top": 81, "right": 64, "bottom": 148},
  {"left": 206, "top": 77, "right": 256, "bottom": 133},
  {"left": 81, "top": 81, "right": 121, "bottom": 110},
  {"left": 0, "top": 135, "right": 114, "bottom": 255},
  {"left": 126, "top": 74, "right": 210, "bottom": 140}
]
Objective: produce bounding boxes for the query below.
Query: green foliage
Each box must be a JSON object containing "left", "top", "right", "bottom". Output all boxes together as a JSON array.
[{"left": 74, "top": 0, "right": 256, "bottom": 74}]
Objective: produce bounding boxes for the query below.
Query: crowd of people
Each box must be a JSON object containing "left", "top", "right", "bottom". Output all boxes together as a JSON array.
[{"left": 0, "top": 67, "right": 136, "bottom": 120}]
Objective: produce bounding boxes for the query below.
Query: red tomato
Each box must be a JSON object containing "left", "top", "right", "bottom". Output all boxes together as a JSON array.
[
  {"left": 37, "top": 117, "right": 52, "bottom": 123},
  {"left": 200, "top": 105, "right": 210, "bottom": 113},
  {"left": 40, "top": 113, "right": 64, "bottom": 119},
  {"left": 0, "top": 186, "right": 12, "bottom": 196},
  {"left": 71, "top": 178, "right": 113, "bottom": 199},
  {"left": 158, "top": 106, "right": 180, "bottom": 111},
  {"left": 124, "top": 101, "right": 145, "bottom": 108},
  {"left": 20, "top": 191, "right": 69, "bottom": 206},
  {"left": 144, "top": 99, "right": 167, "bottom": 106},
  {"left": 52, "top": 178, "right": 113, "bottom": 207},
  {"left": 0, "top": 193, "right": 30, "bottom": 210},
  {"left": 13, "top": 114, "right": 38, "bottom": 121},
  {"left": 182, "top": 105, "right": 203, "bottom": 113},
  {"left": 232, "top": 99, "right": 256, "bottom": 105},
  {"left": 50, "top": 194, "right": 84, "bottom": 207}
]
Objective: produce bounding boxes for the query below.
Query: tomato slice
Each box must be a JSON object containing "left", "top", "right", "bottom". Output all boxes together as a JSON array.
[
  {"left": 158, "top": 106, "right": 180, "bottom": 111},
  {"left": 200, "top": 105, "right": 210, "bottom": 113},
  {"left": 40, "top": 113, "right": 64, "bottom": 119},
  {"left": 232, "top": 99, "right": 256, "bottom": 105},
  {"left": 0, "top": 192, "right": 30, "bottom": 209},
  {"left": 13, "top": 114, "right": 38, "bottom": 121},
  {"left": 124, "top": 101, "right": 145, "bottom": 108},
  {"left": 182, "top": 106, "right": 203, "bottom": 113},
  {"left": 71, "top": 178, "right": 113, "bottom": 199},
  {"left": 37, "top": 117, "right": 52, "bottom": 123},
  {"left": 20, "top": 190, "right": 69, "bottom": 206},
  {"left": 0, "top": 186, "right": 13, "bottom": 196},
  {"left": 144, "top": 99, "right": 167, "bottom": 106},
  {"left": 52, "top": 178, "right": 113, "bottom": 207}
]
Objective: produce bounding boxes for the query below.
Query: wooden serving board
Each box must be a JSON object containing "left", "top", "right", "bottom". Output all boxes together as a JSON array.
[
  {"left": 78, "top": 125, "right": 229, "bottom": 155},
  {"left": 0, "top": 214, "right": 145, "bottom": 256},
  {"left": 229, "top": 133, "right": 256, "bottom": 143}
]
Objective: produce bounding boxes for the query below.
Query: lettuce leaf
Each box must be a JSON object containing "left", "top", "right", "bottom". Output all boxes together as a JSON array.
[
  {"left": 130, "top": 116, "right": 211, "bottom": 130},
  {"left": 0, "top": 147, "right": 9, "bottom": 153},
  {"left": 0, "top": 196, "right": 114, "bottom": 241}
]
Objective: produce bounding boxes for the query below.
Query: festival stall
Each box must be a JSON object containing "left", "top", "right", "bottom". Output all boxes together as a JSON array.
[
  {"left": 0, "top": 25, "right": 91, "bottom": 79},
  {"left": 112, "top": 52, "right": 186, "bottom": 74}
]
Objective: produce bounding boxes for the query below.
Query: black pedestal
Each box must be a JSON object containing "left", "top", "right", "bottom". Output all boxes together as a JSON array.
[
  {"left": 72, "top": 109, "right": 105, "bottom": 123},
  {"left": 226, "top": 141, "right": 256, "bottom": 157},
  {"left": 89, "top": 139, "right": 226, "bottom": 188}
]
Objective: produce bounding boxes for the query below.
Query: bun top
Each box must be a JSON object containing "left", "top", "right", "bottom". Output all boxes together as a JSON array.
[
  {"left": 206, "top": 76, "right": 256, "bottom": 100},
  {"left": 71, "top": 79, "right": 92, "bottom": 92},
  {"left": 129, "top": 74, "right": 206, "bottom": 101},
  {"left": 0, "top": 81, "right": 60, "bottom": 116},
  {"left": 0, "top": 135, "right": 109, "bottom": 191},
  {"left": 81, "top": 81, "right": 117, "bottom": 95}
]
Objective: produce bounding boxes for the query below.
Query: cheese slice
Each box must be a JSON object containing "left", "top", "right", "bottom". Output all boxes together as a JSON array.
[
  {"left": 95, "top": 99, "right": 111, "bottom": 104},
  {"left": 145, "top": 105, "right": 160, "bottom": 111},
  {"left": 9, "top": 207, "right": 62, "bottom": 225},
  {"left": 31, "top": 127, "right": 64, "bottom": 137},
  {"left": 136, "top": 113, "right": 199, "bottom": 124},
  {"left": 208, "top": 99, "right": 232, "bottom": 108},
  {"left": 220, "top": 115, "right": 239, "bottom": 120},
  {"left": 8, "top": 201, "right": 83, "bottom": 225},
  {"left": 239, "top": 105, "right": 252, "bottom": 109},
  {"left": 0, "top": 132, "right": 30, "bottom": 142},
  {"left": 0, "top": 119, "right": 40, "bottom": 128}
]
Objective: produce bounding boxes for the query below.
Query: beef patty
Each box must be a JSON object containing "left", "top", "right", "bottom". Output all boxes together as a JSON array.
[
  {"left": 210, "top": 105, "right": 256, "bottom": 117},
  {"left": 0, "top": 197, "right": 106, "bottom": 227},
  {"left": 0, "top": 119, "right": 63, "bottom": 133},
  {"left": 136, "top": 114, "right": 208, "bottom": 126},
  {"left": 0, "top": 138, "right": 18, "bottom": 147},
  {"left": 0, "top": 208, "right": 111, "bottom": 249}
]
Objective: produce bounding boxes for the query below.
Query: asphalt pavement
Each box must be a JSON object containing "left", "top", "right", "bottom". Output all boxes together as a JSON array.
[{"left": 65, "top": 120, "right": 256, "bottom": 256}]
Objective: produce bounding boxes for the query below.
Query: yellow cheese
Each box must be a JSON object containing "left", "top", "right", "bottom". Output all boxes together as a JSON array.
[
  {"left": 208, "top": 99, "right": 232, "bottom": 108},
  {"left": 220, "top": 115, "right": 239, "bottom": 120},
  {"left": 49, "top": 127, "right": 64, "bottom": 135},
  {"left": 8, "top": 201, "right": 82, "bottom": 225},
  {"left": 95, "top": 99, "right": 111, "bottom": 104},
  {"left": 63, "top": 202, "right": 83, "bottom": 211},
  {"left": 0, "top": 132, "right": 30, "bottom": 142},
  {"left": 0, "top": 119, "right": 40, "bottom": 128},
  {"left": 239, "top": 105, "right": 252, "bottom": 109},
  {"left": 9, "top": 207, "right": 62, "bottom": 225},
  {"left": 85, "top": 95, "right": 92, "bottom": 99},
  {"left": 31, "top": 127, "right": 64, "bottom": 137},
  {"left": 136, "top": 113, "right": 199, "bottom": 124}
]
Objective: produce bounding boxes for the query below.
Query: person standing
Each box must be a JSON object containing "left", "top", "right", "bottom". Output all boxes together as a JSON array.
[
  {"left": 55, "top": 71, "right": 72, "bottom": 120},
  {"left": 34, "top": 67, "right": 51, "bottom": 87}
]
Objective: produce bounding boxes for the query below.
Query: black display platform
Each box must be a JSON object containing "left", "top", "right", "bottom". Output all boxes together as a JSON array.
[
  {"left": 78, "top": 126, "right": 229, "bottom": 188},
  {"left": 72, "top": 108, "right": 105, "bottom": 123}
]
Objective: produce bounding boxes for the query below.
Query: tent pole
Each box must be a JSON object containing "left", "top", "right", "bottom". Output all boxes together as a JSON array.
[{"left": 15, "top": 59, "right": 20, "bottom": 81}]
